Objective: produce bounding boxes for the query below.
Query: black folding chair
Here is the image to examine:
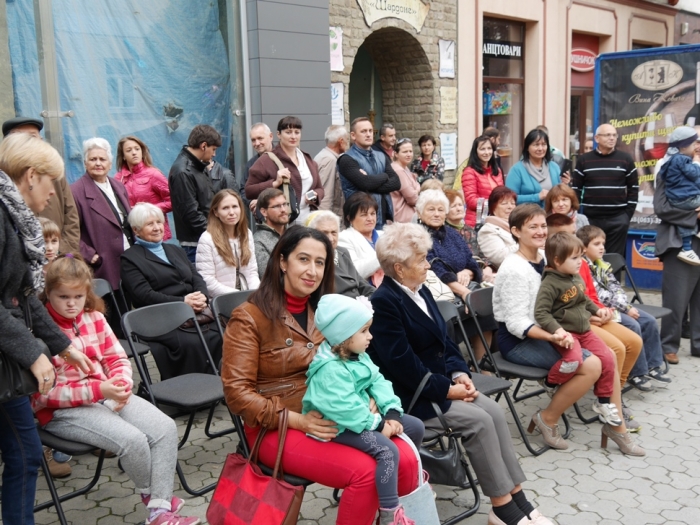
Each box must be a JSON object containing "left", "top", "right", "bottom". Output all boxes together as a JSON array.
[
  {"left": 34, "top": 429, "right": 106, "bottom": 525},
  {"left": 211, "top": 289, "right": 255, "bottom": 335},
  {"left": 464, "top": 288, "right": 595, "bottom": 455},
  {"left": 121, "top": 302, "right": 231, "bottom": 496}
]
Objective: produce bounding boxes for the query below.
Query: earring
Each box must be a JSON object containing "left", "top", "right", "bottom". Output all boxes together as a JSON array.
[{"left": 29, "top": 185, "right": 33, "bottom": 190}]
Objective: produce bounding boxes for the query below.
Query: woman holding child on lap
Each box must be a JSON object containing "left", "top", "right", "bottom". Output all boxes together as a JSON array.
[{"left": 493, "top": 204, "right": 643, "bottom": 455}]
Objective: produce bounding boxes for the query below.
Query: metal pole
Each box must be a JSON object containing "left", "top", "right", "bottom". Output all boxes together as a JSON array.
[{"left": 33, "top": 0, "right": 66, "bottom": 156}]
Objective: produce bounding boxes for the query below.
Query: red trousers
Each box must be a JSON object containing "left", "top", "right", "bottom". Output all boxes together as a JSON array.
[
  {"left": 548, "top": 330, "right": 615, "bottom": 398},
  {"left": 245, "top": 425, "right": 419, "bottom": 525}
]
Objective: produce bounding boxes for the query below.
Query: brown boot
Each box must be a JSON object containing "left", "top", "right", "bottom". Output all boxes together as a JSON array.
[{"left": 44, "top": 447, "right": 71, "bottom": 479}]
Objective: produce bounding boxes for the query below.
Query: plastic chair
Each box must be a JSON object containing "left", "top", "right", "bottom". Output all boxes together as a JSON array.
[
  {"left": 34, "top": 428, "right": 106, "bottom": 525},
  {"left": 121, "top": 302, "right": 230, "bottom": 496},
  {"left": 211, "top": 289, "right": 255, "bottom": 335}
]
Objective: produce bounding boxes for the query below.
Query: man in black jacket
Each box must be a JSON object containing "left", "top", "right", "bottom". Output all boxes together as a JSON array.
[{"left": 169, "top": 124, "right": 222, "bottom": 262}]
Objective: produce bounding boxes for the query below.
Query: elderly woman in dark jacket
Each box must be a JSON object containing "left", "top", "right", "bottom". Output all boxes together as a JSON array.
[
  {"left": 307, "top": 210, "right": 374, "bottom": 298},
  {"left": 0, "top": 133, "right": 92, "bottom": 524},
  {"left": 368, "top": 222, "right": 553, "bottom": 525},
  {"left": 120, "top": 203, "right": 222, "bottom": 379}
]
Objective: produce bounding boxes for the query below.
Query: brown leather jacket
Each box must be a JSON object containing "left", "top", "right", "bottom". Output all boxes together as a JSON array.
[{"left": 222, "top": 301, "right": 325, "bottom": 429}]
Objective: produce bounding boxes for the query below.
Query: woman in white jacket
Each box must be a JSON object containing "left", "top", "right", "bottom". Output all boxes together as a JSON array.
[
  {"left": 338, "top": 192, "right": 384, "bottom": 286},
  {"left": 477, "top": 186, "right": 518, "bottom": 270},
  {"left": 196, "top": 190, "right": 259, "bottom": 297}
]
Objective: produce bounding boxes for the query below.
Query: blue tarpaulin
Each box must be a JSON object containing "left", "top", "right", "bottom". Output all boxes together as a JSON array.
[{"left": 7, "top": 0, "right": 231, "bottom": 182}]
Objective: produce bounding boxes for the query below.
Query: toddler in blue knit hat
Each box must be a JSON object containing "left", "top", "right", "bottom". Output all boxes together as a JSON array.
[
  {"left": 657, "top": 125, "right": 700, "bottom": 265},
  {"left": 302, "top": 294, "right": 425, "bottom": 525}
]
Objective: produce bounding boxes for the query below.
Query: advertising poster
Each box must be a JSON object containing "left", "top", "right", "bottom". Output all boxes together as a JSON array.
[
  {"left": 595, "top": 45, "right": 700, "bottom": 230},
  {"left": 330, "top": 27, "right": 343, "bottom": 72},
  {"left": 331, "top": 82, "right": 345, "bottom": 125},
  {"left": 439, "top": 132, "right": 457, "bottom": 170}
]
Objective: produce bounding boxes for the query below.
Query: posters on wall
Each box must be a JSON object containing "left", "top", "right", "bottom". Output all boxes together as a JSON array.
[
  {"left": 439, "top": 132, "right": 457, "bottom": 170},
  {"left": 331, "top": 82, "right": 345, "bottom": 125},
  {"left": 439, "top": 39, "right": 455, "bottom": 78},
  {"left": 330, "top": 27, "right": 343, "bottom": 72},
  {"left": 355, "top": 0, "right": 430, "bottom": 33},
  {"left": 596, "top": 45, "right": 700, "bottom": 230},
  {"left": 440, "top": 86, "right": 457, "bottom": 124}
]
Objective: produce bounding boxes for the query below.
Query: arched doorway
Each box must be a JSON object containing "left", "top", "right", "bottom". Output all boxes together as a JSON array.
[{"left": 348, "top": 27, "right": 434, "bottom": 142}]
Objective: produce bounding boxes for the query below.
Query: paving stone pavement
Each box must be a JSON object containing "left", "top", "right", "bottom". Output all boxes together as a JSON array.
[{"left": 21, "top": 291, "right": 700, "bottom": 525}]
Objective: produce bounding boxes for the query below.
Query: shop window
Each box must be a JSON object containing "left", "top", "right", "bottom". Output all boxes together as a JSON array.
[{"left": 483, "top": 18, "right": 524, "bottom": 174}]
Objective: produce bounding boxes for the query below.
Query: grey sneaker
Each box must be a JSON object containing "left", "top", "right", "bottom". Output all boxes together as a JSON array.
[
  {"left": 627, "top": 375, "right": 654, "bottom": 392},
  {"left": 621, "top": 401, "right": 633, "bottom": 420},
  {"left": 624, "top": 413, "right": 641, "bottom": 433},
  {"left": 593, "top": 401, "right": 623, "bottom": 426}
]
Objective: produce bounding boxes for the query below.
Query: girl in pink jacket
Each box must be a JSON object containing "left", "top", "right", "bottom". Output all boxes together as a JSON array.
[
  {"left": 115, "top": 136, "right": 173, "bottom": 240},
  {"left": 32, "top": 255, "right": 199, "bottom": 525}
]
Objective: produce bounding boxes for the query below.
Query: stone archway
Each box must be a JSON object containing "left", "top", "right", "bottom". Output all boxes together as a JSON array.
[{"left": 349, "top": 27, "right": 435, "bottom": 144}]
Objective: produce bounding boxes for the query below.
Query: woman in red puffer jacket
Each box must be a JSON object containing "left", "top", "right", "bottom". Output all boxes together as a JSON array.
[
  {"left": 115, "top": 136, "right": 172, "bottom": 240},
  {"left": 461, "top": 135, "right": 504, "bottom": 227}
]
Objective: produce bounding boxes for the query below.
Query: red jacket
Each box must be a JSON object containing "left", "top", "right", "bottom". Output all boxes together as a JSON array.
[
  {"left": 461, "top": 165, "right": 503, "bottom": 227},
  {"left": 115, "top": 162, "right": 172, "bottom": 240},
  {"left": 578, "top": 263, "right": 605, "bottom": 309}
]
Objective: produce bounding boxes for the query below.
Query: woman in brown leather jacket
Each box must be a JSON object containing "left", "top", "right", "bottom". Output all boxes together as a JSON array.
[{"left": 222, "top": 226, "right": 420, "bottom": 525}]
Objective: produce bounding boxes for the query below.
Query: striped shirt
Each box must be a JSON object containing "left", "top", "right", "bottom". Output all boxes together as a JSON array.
[{"left": 572, "top": 149, "right": 638, "bottom": 218}]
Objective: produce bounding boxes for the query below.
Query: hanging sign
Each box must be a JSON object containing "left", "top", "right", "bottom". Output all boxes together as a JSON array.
[
  {"left": 439, "top": 39, "right": 455, "bottom": 78},
  {"left": 570, "top": 48, "right": 597, "bottom": 73},
  {"left": 482, "top": 39, "right": 522, "bottom": 60},
  {"left": 356, "top": 0, "right": 430, "bottom": 33},
  {"left": 330, "top": 27, "right": 344, "bottom": 72}
]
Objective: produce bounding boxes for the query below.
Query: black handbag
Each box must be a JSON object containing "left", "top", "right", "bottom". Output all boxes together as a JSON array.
[
  {"left": 408, "top": 372, "right": 470, "bottom": 488},
  {"left": 0, "top": 299, "right": 51, "bottom": 402}
]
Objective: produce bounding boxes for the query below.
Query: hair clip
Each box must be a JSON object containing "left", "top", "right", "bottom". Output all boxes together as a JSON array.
[{"left": 65, "top": 253, "right": 74, "bottom": 259}]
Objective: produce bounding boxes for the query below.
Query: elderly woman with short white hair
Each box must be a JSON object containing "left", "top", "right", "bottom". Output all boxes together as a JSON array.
[
  {"left": 368, "top": 222, "right": 552, "bottom": 525},
  {"left": 71, "top": 137, "right": 132, "bottom": 292},
  {"left": 120, "top": 202, "right": 222, "bottom": 379},
  {"left": 307, "top": 210, "right": 374, "bottom": 298}
]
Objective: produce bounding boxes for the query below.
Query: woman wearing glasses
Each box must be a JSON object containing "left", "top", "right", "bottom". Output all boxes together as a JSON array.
[{"left": 390, "top": 138, "right": 420, "bottom": 223}]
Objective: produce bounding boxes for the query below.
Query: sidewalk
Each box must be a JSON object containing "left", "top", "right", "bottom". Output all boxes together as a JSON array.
[{"left": 30, "top": 291, "right": 700, "bottom": 525}]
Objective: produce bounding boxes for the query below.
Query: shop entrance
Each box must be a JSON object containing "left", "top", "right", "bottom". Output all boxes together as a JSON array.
[{"left": 348, "top": 27, "right": 434, "bottom": 140}]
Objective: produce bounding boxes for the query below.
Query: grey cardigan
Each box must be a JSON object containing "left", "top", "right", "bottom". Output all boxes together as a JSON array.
[
  {"left": 653, "top": 176, "right": 698, "bottom": 259},
  {"left": 0, "top": 205, "right": 70, "bottom": 368}
]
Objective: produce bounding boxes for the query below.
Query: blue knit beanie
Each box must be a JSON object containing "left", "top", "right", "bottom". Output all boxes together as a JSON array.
[{"left": 315, "top": 294, "right": 373, "bottom": 346}]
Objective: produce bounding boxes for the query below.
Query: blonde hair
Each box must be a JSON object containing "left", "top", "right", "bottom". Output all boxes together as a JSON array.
[
  {"left": 42, "top": 254, "right": 105, "bottom": 314},
  {"left": 0, "top": 133, "right": 64, "bottom": 183},
  {"left": 207, "top": 190, "right": 251, "bottom": 267},
  {"left": 39, "top": 217, "right": 61, "bottom": 240},
  {"left": 420, "top": 179, "right": 444, "bottom": 192}
]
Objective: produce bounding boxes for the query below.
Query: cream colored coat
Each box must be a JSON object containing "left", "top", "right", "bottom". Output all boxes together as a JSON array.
[
  {"left": 477, "top": 219, "right": 517, "bottom": 270},
  {"left": 196, "top": 230, "right": 260, "bottom": 298},
  {"left": 337, "top": 226, "right": 382, "bottom": 279}
]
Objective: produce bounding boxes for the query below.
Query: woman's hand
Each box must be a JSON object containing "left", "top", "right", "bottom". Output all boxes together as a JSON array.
[
  {"left": 627, "top": 307, "right": 640, "bottom": 320},
  {"left": 273, "top": 168, "right": 291, "bottom": 188},
  {"left": 453, "top": 375, "right": 479, "bottom": 401},
  {"left": 289, "top": 410, "right": 338, "bottom": 441},
  {"left": 30, "top": 353, "right": 56, "bottom": 396},
  {"left": 539, "top": 189, "right": 549, "bottom": 201},
  {"left": 482, "top": 266, "right": 496, "bottom": 283},
  {"left": 184, "top": 292, "right": 207, "bottom": 312},
  {"left": 100, "top": 375, "right": 132, "bottom": 404},
  {"left": 456, "top": 269, "right": 474, "bottom": 287},
  {"left": 60, "top": 345, "right": 95, "bottom": 374},
  {"left": 560, "top": 171, "right": 571, "bottom": 185}
]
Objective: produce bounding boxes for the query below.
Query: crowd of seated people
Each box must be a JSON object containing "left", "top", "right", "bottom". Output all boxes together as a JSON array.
[{"left": 6, "top": 115, "right": 690, "bottom": 525}]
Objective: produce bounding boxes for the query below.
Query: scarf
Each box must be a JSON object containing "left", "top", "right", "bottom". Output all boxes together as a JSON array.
[
  {"left": 0, "top": 169, "right": 46, "bottom": 293},
  {"left": 523, "top": 160, "right": 552, "bottom": 191},
  {"left": 483, "top": 215, "right": 510, "bottom": 232}
]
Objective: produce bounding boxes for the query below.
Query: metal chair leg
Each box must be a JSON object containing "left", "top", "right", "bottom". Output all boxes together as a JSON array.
[
  {"left": 204, "top": 402, "right": 235, "bottom": 439},
  {"left": 573, "top": 402, "right": 599, "bottom": 424},
  {"left": 441, "top": 460, "right": 480, "bottom": 524},
  {"left": 175, "top": 461, "right": 217, "bottom": 496},
  {"left": 501, "top": 392, "right": 550, "bottom": 456}
]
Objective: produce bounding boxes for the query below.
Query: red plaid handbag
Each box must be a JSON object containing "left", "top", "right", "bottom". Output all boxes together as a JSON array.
[{"left": 206, "top": 409, "right": 304, "bottom": 525}]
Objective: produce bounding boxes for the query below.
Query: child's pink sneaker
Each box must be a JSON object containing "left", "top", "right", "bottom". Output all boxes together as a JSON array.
[
  {"left": 141, "top": 495, "right": 185, "bottom": 513},
  {"left": 146, "top": 511, "right": 201, "bottom": 525}
]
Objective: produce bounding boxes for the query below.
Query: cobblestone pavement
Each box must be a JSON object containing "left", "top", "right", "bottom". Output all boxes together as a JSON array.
[{"left": 24, "top": 292, "right": 700, "bottom": 525}]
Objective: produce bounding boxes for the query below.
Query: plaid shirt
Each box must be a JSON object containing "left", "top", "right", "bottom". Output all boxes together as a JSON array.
[
  {"left": 585, "top": 256, "right": 631, "bottom": 313},
  {"left": 31, "top": 310, "right": 133, "bottom": 426}
]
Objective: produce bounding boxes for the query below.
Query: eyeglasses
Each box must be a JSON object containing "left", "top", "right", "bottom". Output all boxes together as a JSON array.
[
  {"left": 597, "top": 133, "right": 618, "bottom": 138},
  {"left": 266, "top": 202, "right": 291, "bottom": 210}
]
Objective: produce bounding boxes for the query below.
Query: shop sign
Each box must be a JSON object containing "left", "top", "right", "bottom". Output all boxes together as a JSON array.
[
  {"left": 482, "top": 39, "right": 522, "bottom": 60},
  {"left": 356, "top": 0, "right": 430, "bottom": 33},
  {"left": 630, "top": 60, "right": 684, "bottom": 91},
  {"left": 570, "top": 48, "right": 597, "bottom": 72}
]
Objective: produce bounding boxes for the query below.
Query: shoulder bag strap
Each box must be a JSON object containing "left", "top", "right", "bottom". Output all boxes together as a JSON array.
[
  {"left": 248, "top": 425, "right": 267, "bottom": 465},
  {"left": 272, "top": 408, "right": 289, "bottom": 479},
  {"left": 266, "top": 152, "right": 292, "bottom": 207},
  {"left": 407, "top": 371, "right": 432, "bottom": 415}
]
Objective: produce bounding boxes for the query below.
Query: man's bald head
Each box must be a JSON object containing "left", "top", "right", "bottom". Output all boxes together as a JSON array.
[{"left": 594, "top": 123, "right": 618, "bottom": 154}]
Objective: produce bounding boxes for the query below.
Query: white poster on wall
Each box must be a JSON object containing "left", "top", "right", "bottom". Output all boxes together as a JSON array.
[
  {"left": 438, "top": 39, "right": 455, "bottom": 78},
  {"left": 331, "top": 82, "right": 345, "bottom": 125},
  {"left": 439, "top": 132, "right": 457, "bottom": 170},
  {"left": 330, "top": 27, "right": 344, "bottom": 71}
]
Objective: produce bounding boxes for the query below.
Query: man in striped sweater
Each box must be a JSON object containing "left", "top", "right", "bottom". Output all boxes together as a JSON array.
[{"left": 572, "top": 123, "right": 638, "bottom": 257}]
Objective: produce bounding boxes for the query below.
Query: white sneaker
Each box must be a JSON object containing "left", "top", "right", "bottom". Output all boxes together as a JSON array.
[
  {"left": 677, "top": 250, "right": 700, "bottom": 266},
  {"left": 592, "top": 401, "right": 622, "bottom": 426}
]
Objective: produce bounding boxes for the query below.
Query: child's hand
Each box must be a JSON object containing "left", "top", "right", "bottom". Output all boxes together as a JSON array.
[
  {"left": 628, "top": 307, "right": 640, "bottom": 320},
  {"left": 596, "top": 308, "right": 613, "bottom": 323},
  {"left": 100, "top": 376, "right": 131, "bottom": 404},
  {"left": 380, "top": 422, "right": 394, "bottom": 438},
  {"left": 552, "top": 328, "right": 573, "bottom": 348}
]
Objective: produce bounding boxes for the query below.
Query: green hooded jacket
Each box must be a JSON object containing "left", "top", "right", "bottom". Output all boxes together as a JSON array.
[
  {"left": 302, "top": 342, "right": 403, "bottom": 435},
  {"left": 534, "top": 268, "right": 599, "bottom": 334}
]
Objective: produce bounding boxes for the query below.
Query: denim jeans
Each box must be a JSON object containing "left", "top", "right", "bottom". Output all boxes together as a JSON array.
[
  {"left": 0, "top": 396, "right": 43, "bottom": 525},
  {"left": 504, "top": 337, "right": 591, "bottom": 369},
  {"left": 181, "top": 245, "right": 197, "bottom": 264},
  {"left": 622, "top": 311, "right": 664, "bottom": 378}
]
